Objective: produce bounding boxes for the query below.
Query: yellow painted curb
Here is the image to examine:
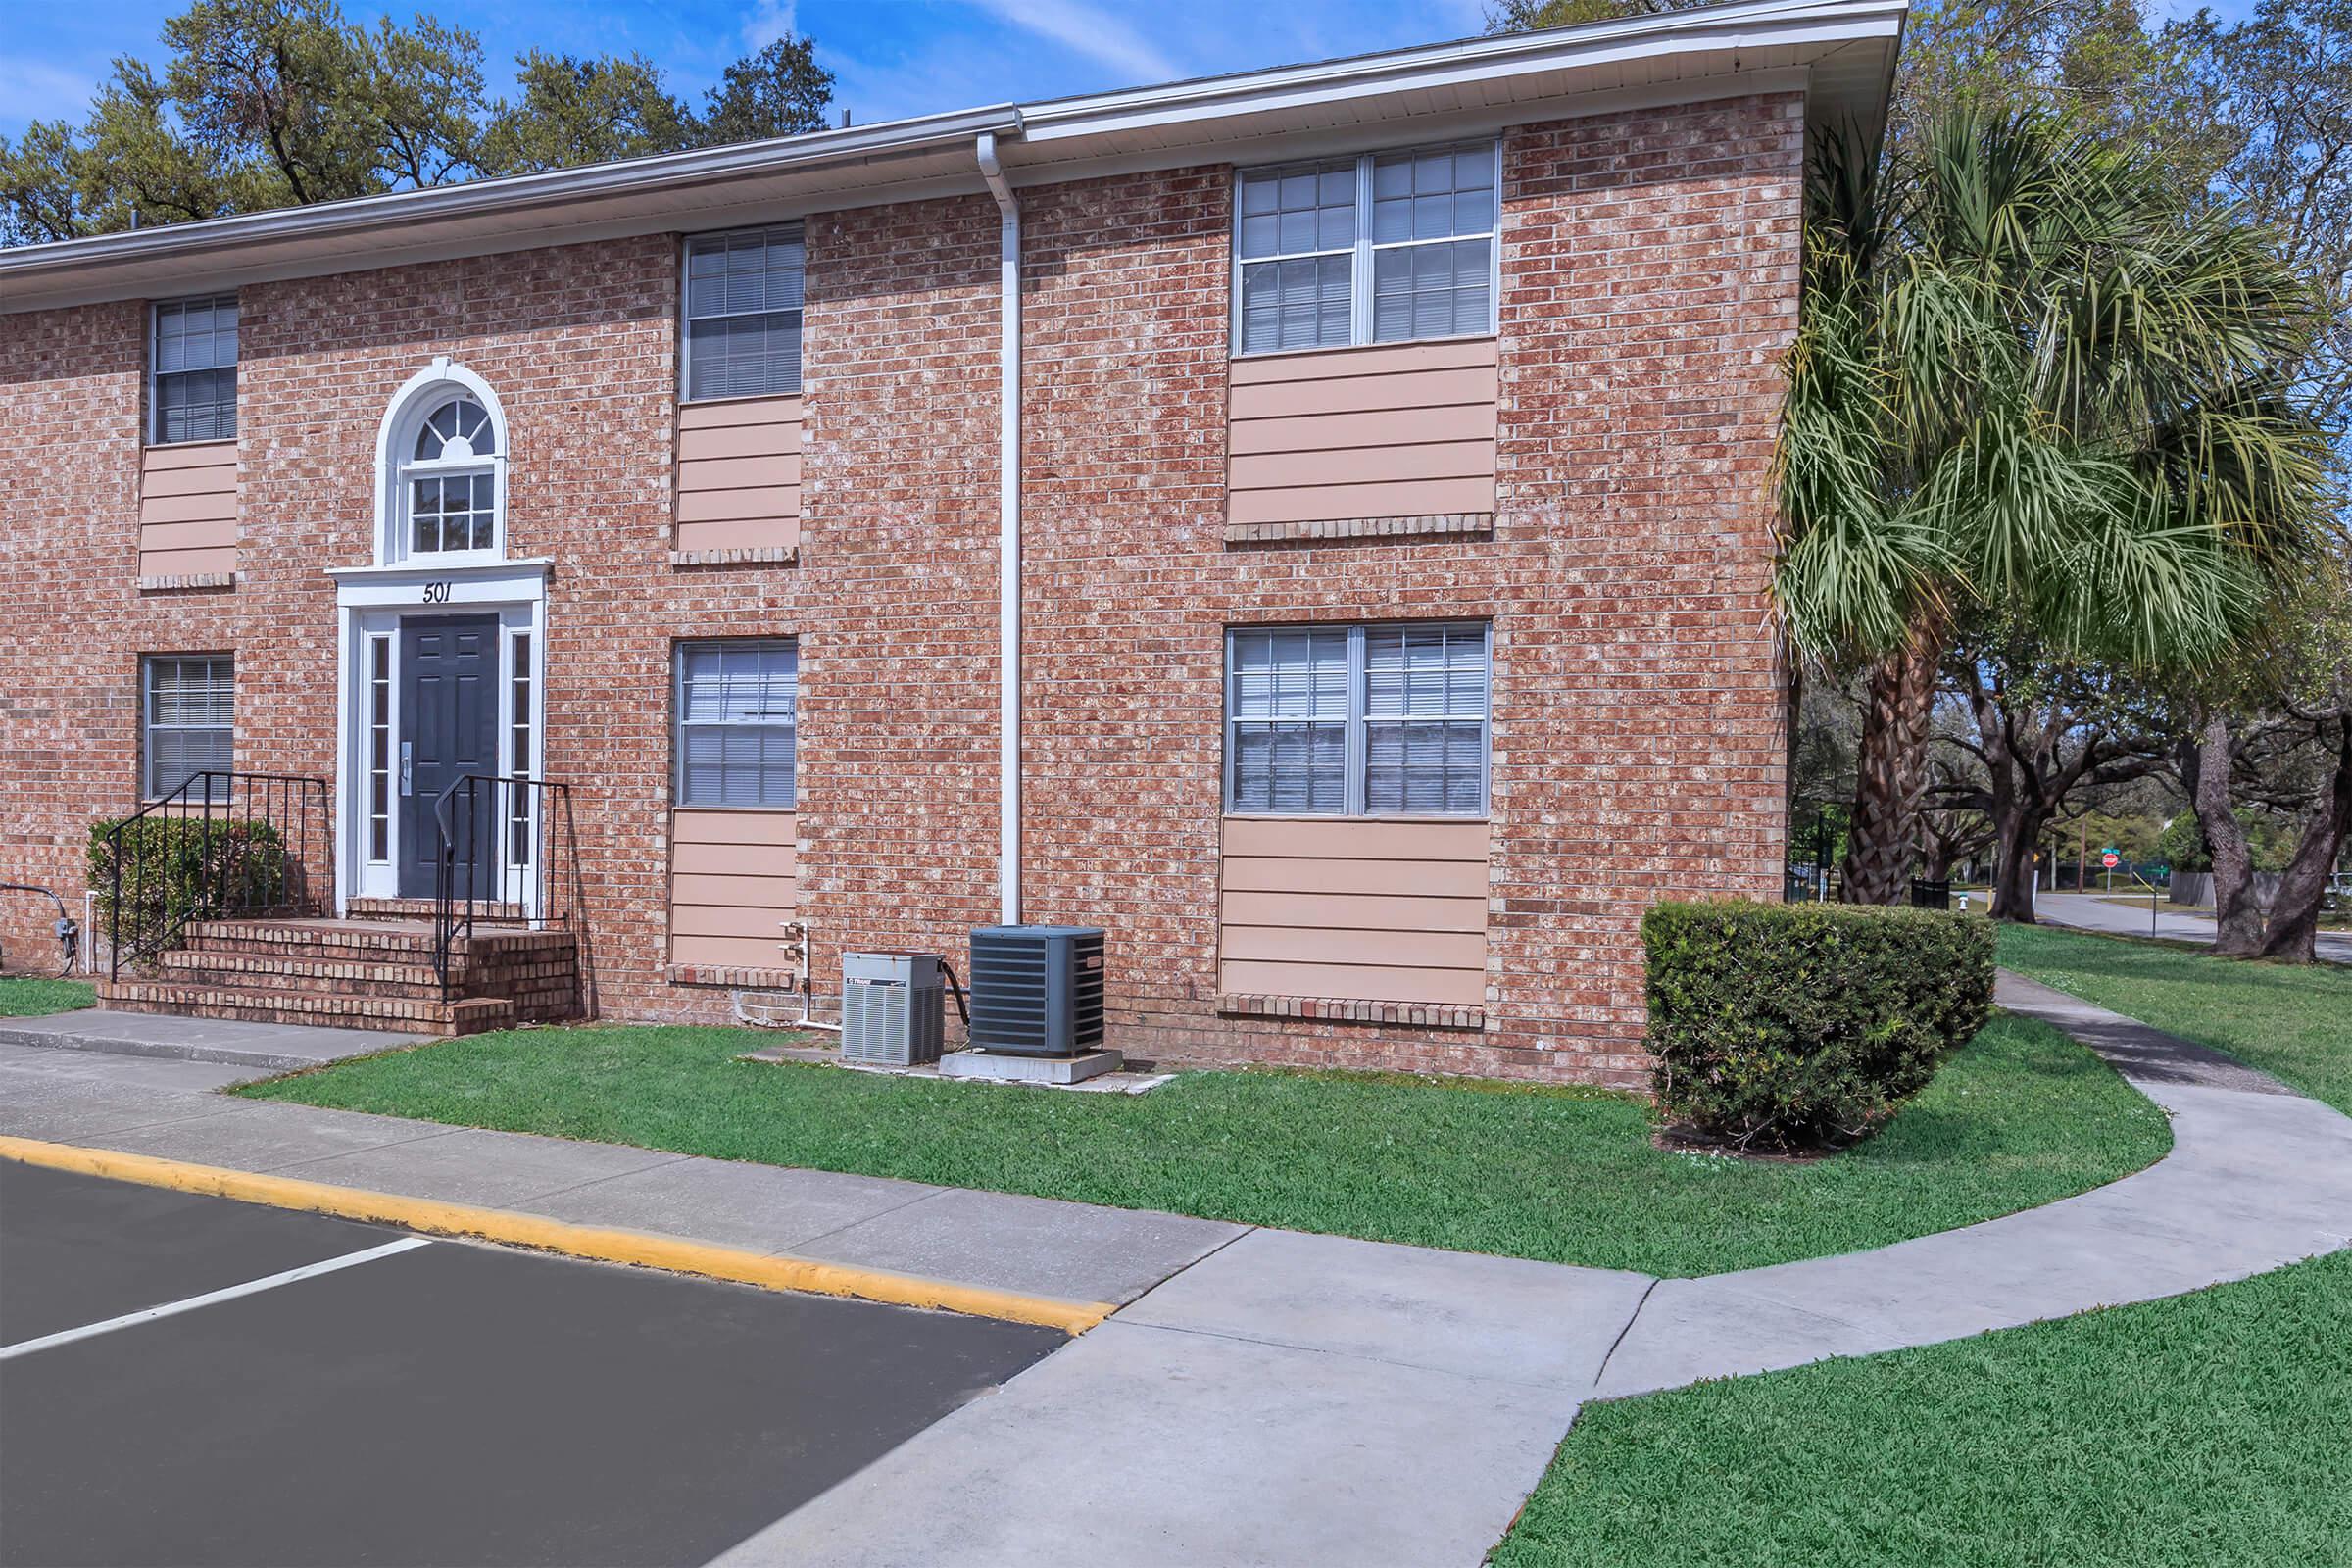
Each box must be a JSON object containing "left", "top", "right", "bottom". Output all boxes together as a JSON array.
[{"left": 0, "top": 1135, "right": 1113, "bottom": 1336}]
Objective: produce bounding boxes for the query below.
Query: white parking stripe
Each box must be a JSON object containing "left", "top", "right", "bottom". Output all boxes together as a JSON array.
[{"left": 1, "top": 1237, "right": 432, "bottom": 1360}]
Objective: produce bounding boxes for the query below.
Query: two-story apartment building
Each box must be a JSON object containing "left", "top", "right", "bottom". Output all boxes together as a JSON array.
[{"left": 0, "top": 0, "right": 1902, "bottom": 1084}]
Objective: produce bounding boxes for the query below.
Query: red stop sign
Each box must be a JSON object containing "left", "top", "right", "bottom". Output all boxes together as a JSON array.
[{"left": 2101, "top": 852, "right": 2121, "bottom": 868}]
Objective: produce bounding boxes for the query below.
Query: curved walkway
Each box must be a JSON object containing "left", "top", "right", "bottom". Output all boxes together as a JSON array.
[{"left": 1592, "top": 971, "right": 2352, "bottom": 1396}]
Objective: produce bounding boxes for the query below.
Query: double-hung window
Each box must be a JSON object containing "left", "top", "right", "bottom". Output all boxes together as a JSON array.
[
  {"left": 150, "top": 294, "right": 238, "bottom": 444},
  {"left": 1226, "top": 622, "right": 1490, "bottom": 816},
  {"left": 142, "top": 654, "right": 233, "bottom": 801},
  {"left": 682, "top": 226, "right": 805, "bottom": 402},
  {"left": 674, "top": 640, "right": 798, "bottom": 808},
  {"left": 1234, "top": 143, "right": 1496, "bottom": 356}
]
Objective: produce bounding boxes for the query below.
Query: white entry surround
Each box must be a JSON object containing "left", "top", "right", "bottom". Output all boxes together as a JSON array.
[{"left": 328, "top": 356, "right": 547, "bottom": 914}]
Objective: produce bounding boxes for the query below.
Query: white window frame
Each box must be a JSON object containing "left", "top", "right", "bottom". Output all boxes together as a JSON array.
[
  {"left": 1223, "top": 621, "right": 1491, "bottom": 818},
  {"left": 141, "top": 653, "right": 234, "bottom": 802},
  {"left": 1231, "top": 140, "right": 1501, "bottom": 358},
  {"left": 371, "top": 359, "right": 510, "bottom": 568},
  {"left": 673, "top": 638, "right": 800, "bottom": 809},
  {"left": 149, "top": 293, "right": 239, "bottom": 446},
  {"left": 679, "top": 224, "right": 806, "bottom": 404}
]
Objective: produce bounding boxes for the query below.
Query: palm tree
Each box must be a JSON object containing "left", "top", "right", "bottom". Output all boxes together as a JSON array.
[{"left": 1776, "top": 105, "right": 2327, "bottom": 912}]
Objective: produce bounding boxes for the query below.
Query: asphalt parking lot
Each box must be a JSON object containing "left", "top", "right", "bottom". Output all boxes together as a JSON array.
[{"left": 0, "top": 1159, "right": 1064, "bottom": 1567}]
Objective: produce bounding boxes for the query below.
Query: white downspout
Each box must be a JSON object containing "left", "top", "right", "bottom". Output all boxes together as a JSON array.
[{"left": 978, "top": 130, "right": 1021, "bottom": 927}]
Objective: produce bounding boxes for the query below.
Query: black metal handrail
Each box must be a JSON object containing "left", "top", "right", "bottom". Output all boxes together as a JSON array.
[
  {"left": 430, "top": 774, "right": 582, "bottom": 999},
  {"left": 101, "top": 771, "right": 333, "bottom": 979}
]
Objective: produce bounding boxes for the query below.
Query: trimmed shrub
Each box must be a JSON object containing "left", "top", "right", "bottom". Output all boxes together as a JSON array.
[
  {"left": 87, "top": 816, "right": 289, "bottom": 955},
  {"left": 1643, "top": 899, "right": 1995, "bottom": 1151}
]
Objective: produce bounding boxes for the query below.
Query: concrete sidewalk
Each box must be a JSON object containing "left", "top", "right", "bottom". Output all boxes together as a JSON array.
[
  {"left": 6, "top": 979, "right": 2349, "bottom": 1567},
  {"left": 0, "top": 1007, "right": 422, "bottom": 1072}
]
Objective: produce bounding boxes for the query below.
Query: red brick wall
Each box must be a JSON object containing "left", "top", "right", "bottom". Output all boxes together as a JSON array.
[
  {"left": 0, "top": 92, "right": 1797, "bottom": 1084},
  {"left": 1015, "top": 94, "right": 1800, "bottom": 1084}
]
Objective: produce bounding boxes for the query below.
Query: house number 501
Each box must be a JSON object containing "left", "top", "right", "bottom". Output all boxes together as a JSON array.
[{"left": 420, "top": 581, "right": 452, "bottom": 603}]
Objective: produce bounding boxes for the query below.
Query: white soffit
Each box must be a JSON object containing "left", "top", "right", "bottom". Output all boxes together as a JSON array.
[{"left": 0, "top": 0, "right": 1901, "bottom": 312}]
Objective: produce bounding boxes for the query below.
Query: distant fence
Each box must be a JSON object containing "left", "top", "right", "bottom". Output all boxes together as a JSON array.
[{"left": 2168, "top": 871, "right": 2282, "bottom": 911}]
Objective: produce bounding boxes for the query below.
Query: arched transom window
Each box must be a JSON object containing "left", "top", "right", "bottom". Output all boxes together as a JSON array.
[{"left": 404, "top": 394, "right": 500, "bottom": 556}]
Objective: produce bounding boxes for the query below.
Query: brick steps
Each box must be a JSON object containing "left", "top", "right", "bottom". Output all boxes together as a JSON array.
[
  {"left": 100, "top": 915, "right": 584, "bottom": 1038},
  {"left": 98, "top": 978, "right": 514, "bottom": 1037},
  {"left": 156, "top": 947, "right": 451, "bottom": 1001}
]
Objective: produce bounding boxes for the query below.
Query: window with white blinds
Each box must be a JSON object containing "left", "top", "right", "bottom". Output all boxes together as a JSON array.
[
  {"left": 682, "top": 226, "right": 805, "bottom": 402},
  {"left": 150, "top": 295, "right": 238, "bottom": 444},
  {"left": 142, "top": 655, "right": 233, "bottom": 801},
  {"left": 1234, "top": 142, "right": 1496, "bottom": 356},
  {"left": 1226, "top": 622, "right": 1489, "bottom": 816},
  {"left": 674, "top": 639, "right": 798, "bottom": 808}
]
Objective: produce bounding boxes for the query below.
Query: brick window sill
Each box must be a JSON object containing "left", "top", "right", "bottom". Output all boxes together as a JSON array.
[
  {"left": 1218, "top": 993, "right": 1485, "bottom": 1031},
  {"left": 667, "top": 546, "right": 799, "bottom": 569},
  {"left": 668, "top": 962, "right": 803, "bottom": 990},
  {"left": 1223, "top": 514, "right": 1493, "bottom": 547},
  {"left": 138, "top": 570, "right": 238, "bottom": 592}
]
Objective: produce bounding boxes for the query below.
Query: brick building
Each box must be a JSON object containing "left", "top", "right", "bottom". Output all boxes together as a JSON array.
[{"left": 0, "top": 0, "right": 1903, "bottom": 1085}]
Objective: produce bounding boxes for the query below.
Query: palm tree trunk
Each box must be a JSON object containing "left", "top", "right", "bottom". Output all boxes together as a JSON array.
[
  {"left": 2191, "top": 714, "right": 2265, "bottom": 957},
  {"left": 1842, "top": 613, "right": 1940, "bottom": 905},
  {"left": 2255, "top": 718, "right": 2350, "bottom": 962}
]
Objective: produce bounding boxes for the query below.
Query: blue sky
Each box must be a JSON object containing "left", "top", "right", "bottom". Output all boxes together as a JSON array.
[{"left": 0, "top": 0, "right": 1501, "bottom": 142}]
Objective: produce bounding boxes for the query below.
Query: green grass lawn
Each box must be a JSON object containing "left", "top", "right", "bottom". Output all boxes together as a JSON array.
[
  {"left": 0, "top": 976, "right": 95, "bottom": 1017},
  {"left": 1494, "top": 1248, "right": 2352, "bottom": 1567},
  {"left": 244, "top": 1011, "right": 2167, "bottom": 1277},
  {"left": 1998, "top": 922, "right": 2352, "bottom": 1113}
]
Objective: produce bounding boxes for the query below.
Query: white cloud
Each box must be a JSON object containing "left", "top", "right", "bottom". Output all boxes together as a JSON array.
[
  {"left": 743, "top": 0, "right": 803, "bottom": 51},
  {"left": 0, "top": 59, "right": 101, "bottom": 131},
  {"left": 963, "top": 0, "right": 1180, "bottom": 83}
]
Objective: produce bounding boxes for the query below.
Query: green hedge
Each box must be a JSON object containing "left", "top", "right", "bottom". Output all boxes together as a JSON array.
[
  {"left": 1643, "top": 899, "right": 1995, "bottom": 1151},
  {"left": 87, "top": 816, "right": 289, "bottom": 954}
]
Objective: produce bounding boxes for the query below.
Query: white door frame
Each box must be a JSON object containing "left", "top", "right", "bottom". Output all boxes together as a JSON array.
[{"left": 329, "top": 560, "right": 550, "bottom": 915}]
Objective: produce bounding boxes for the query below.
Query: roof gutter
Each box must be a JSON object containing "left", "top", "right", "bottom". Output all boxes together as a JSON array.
[
  {"left": 976, "top": 130, "right": 1023, "bottom": 927},
  {"left": 0, "top": 104, "right": 1024, "bottom": 292}
]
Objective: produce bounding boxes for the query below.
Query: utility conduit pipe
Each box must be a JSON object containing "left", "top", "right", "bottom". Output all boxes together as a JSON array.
[{"left": 977, "top": 128, "right": 1022, "bottom": 927}]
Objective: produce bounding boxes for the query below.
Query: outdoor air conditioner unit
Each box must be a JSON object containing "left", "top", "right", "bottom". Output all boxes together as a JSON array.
[
  {"left": 841, "top": 951, "right": 945, "bottom": 1067},
  {"left": 967, "top": 925, "right": 1105, "bottom": 1057}
]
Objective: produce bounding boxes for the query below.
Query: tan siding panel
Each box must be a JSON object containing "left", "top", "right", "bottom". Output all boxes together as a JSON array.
[
  {"left": 1219, "top": 890, "right": 1488, "bottom": 933},
  {"left": 672, "top": 872, "right": 796, "bottom": 907},
  {"left": 670, "top": 905, "right": 795, "bottom": 939},
  {"left": 1228, "top": 365, "right": 1497, "bottom": 422},
  {"left": 1231, "top": 440, "right": 1498, "bottom": 494},
  {"left": 140, "top": 462, "right": 238, "bottom": 499},
  {"left": 140, "top": 439, "right": 237, "bottom": 471},
  {"left": 1217, "top": 815, "right": 1490, "bottom": 1005},
  {"left": 672, "top": 840, "right": 796, "bottom": 877},
  {"left": 1230, "top": 404, "right": 1495, "bottom": 457},
  {"left": 137, "top": 517, "right": 240, "bottom": 553},
  {"left": 675, "top": 517, "right": 800, "bottom": 554},
  {"left": 138, "top": 546, "right": 237, "bottom": 578},
  {"left": 1221, "top": 816, "right": 1490, "bottom": 861},
  {"left": 678, "top": 421, "right": 804, "bottom": 462},
  {"left": 1220, "top": 925, "right": 1488, "bottom": 968},
  {"left": 1219, "top": 959, "right": 1487, "bottom": 1007},
  {"left": 1230, "top": 476, "right": 1496, "bottom": 527},
  {"left": 668, "top": 808, "right": 796, "bottom": 966},
  {"left": 138, "top": 490, "right": 241, "bottom": 526},
  {"left": 1230, "top": 337, "right": 1498, "bottom": 386},
  {"left": 673, "top": 808, "right": 796, "bottom": 845},
  {"left": 676, "top": 485, "right": 801, "bottom": 523},
  {"left": 1220, "top": 854, "right": 1490, "bottom": 898},
  {"left": 677, "top": 452, "right": 802, "bottom": 492},
  {"left": 670, "top": 934, "right": 800, "bottom": 968},
  {"left": 678, "top": 394, "right": 802, "bottom": 431}
]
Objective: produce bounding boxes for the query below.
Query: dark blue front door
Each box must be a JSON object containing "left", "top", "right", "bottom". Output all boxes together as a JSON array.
[{"left": 399, "top": 614, "right": 499, "bottom": 899}]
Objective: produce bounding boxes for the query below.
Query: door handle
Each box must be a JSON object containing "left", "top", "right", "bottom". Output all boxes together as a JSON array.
[{"left": 400, "top": 742, "right": 414, "bottom": 797}]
